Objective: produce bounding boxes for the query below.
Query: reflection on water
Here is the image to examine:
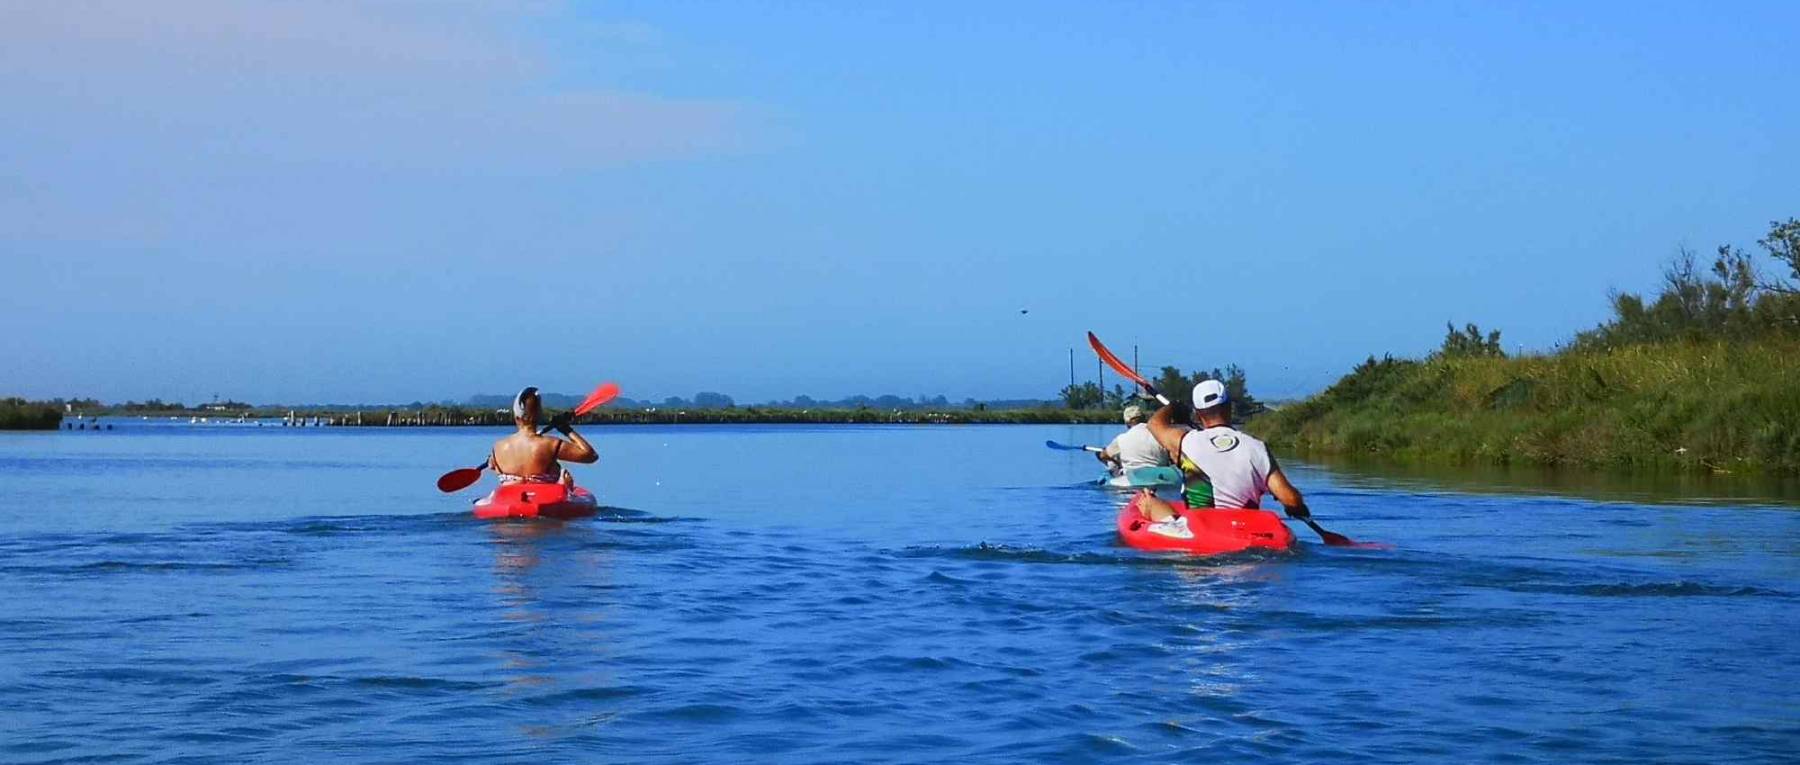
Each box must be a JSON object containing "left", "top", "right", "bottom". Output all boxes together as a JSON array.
[
  {"left": 485, "top": 519, "right": 619, "bottom": 711},
  {"left": 1298, "top": 452, "right": 1800, "bottom": 507}
]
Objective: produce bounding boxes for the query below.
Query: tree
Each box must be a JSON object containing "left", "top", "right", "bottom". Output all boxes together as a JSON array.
[
  {"left": 1060, "top": 382, "right": 1103, "bottom": 410},
  {"left": 1572, "top": 217, "right": 1800, "bottom": 349},
  {"left": 1102, "top": 384, "right": 1128, "bottom": 411},
  {"left": 692, "top": 392, "right": 735, "bottom": 409},
  {"left": 1154, "top": 366, "right": 1190, "bottom": 404},
  {"left": 1758, "top": 217, "right": 1800, "bottom": 293},
  {"left": 1438, "top": 322, "right": 1505, "bottom": 358},
  {"left": 1187, "top": 365, "right": 1263, "bottom": 419}
]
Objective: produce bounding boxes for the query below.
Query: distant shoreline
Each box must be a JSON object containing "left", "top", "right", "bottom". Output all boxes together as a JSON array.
[{"left": 52, "top": 407, "right": 1123, "bottom": 428}]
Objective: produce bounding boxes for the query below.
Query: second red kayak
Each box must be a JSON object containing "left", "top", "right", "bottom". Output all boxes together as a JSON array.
[
  {"left": 472, "top": 483, "right": 599, "bottom": 520},
  {"left": 1117, "top": 494, "right": 1296, "bottom": 555}
]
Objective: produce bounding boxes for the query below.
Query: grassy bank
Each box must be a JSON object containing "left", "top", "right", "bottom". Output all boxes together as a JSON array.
[
  {"left": 1258, "top": 218, "right": 1800, "bottom": 475},
  {"left": 1256, "top": 340, "right": 1800, "bottom": 474},
  {"left": 1, "top": 398, "right": 63, "bottom": 430}
]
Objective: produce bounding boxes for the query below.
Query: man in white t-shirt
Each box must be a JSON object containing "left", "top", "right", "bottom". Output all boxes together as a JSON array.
[
  {"left": 1135, "top": 379, "right": 1311, "bottom": 538},
  {"left": 1096, "top": 402, "right": 1172, "bottom": 475}
]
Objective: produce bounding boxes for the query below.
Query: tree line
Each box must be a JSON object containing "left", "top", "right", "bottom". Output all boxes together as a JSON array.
[
  {"left": 1059, "top": 364, "right": 1263, "bottom": 420},
  {"left": 1574, "top": 218, "right": 1800, "bottom": 349}
]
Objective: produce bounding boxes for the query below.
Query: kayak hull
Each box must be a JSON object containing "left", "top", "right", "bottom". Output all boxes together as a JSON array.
[
  {"left": 1117, "top": 495, "right": 1295, "bottom": 555},
  {"left": 1098, "top": 466, "right": 1183, "bottom": 491},
  {"left": 473, "top": 483, "right": 598, "bottom": 520}
]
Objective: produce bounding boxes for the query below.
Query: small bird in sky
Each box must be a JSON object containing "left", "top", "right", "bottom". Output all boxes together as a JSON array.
[{"left": 1019, "top": 309, "right": 1030, "bottom": 315}]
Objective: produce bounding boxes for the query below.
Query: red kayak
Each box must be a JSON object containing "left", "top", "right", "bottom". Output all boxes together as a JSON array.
[
  {"left": 472, "top": 483, "right": 599, "bottom": 520},
  {"left": 1117, "top": 494, "right": 1295, "bottom": 555}
]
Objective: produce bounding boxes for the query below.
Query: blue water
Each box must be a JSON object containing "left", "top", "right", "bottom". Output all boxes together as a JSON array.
[{"left": 3, "top": 422, "right": 1797, "bottom": 763}]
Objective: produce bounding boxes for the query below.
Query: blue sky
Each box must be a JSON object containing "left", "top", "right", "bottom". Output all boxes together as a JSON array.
[{"left": 3, "top": 1, "right": 1795, "bottom": 404}]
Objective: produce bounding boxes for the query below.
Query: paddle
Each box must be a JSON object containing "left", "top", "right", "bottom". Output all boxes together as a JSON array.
[
  {"left": 435, "top": 381, "right": 621, "bottom": 493},
  {"left": 1087, "top": 332, "right": 1170, "bottom": 406},
  {"left": 1087, "top": 331, "right": 1371, "bottom": 547},
  {"left": 539, "top": 382, "right": 621, "bottom": 435},
  {"left": 1292, "top": 513, "right": 1359, "bottom": 547},
  {"left": 1045, "top": 439, "right": 1104, "bottom": 453}
]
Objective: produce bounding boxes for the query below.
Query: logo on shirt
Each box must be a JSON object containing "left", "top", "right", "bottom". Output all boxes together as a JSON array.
[{"left": 1208, "top": 433, "right": 1239, "bottom": 452}]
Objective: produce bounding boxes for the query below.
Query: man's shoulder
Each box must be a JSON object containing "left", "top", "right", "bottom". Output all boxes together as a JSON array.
[
  {"left": 1190, "top": 426, "right": 1269, "bottom": 454},
  {"left": 1230, "top": 426, "right": 1268, "bottom": 448}
]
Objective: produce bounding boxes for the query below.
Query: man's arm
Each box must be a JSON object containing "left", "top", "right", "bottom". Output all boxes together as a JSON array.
[
  {"left": 1096, "top": 435, "right": 1125, "bottom": 467},
  {"left": 1146, "top": 404, "right": 1189, "bottom": 458},
  {"left": 1267, "top": 467, "right": 1309, "bottom": 519}
]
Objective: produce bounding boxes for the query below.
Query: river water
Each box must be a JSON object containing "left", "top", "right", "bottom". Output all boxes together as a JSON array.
[{"left": 2, "top": 422, "right": 1796, "bottom": 763}]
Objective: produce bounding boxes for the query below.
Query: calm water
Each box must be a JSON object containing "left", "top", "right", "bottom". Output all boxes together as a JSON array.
[{"left": 3, "top": 422, "right": 1797, "bottom": 763}]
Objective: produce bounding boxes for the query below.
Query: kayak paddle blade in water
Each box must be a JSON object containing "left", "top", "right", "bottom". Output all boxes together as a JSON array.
[
  {"left": 1296, "top": 516, "right": 1388, "bottom": 549},
  {"left": 1046, "top": 440, "right": 1103, "bottom": 453}
]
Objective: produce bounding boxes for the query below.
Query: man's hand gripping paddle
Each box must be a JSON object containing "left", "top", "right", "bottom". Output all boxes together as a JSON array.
[{"left": 435, "top": 381, "right": 620, "bottom": 493}]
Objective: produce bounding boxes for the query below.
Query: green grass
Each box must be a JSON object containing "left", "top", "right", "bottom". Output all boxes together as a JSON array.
[{"left": 1254, "top": 340, "right": 1800, "bottom": 474}]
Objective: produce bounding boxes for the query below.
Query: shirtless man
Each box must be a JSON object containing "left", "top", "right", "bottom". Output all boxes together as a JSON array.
[
  {"left": 1136, "top": 379, "right": 1311, "bottom": 538},
  {"left": 490, "top": 386, "right": 598, "bottom": 486}
]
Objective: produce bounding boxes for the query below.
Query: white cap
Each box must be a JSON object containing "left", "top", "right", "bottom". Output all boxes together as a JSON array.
[
  {"left": 1122, "top": 404, "right": 1145, "bottom": 423},
  {"left": 1192, "top": 379, "right": 1229, "bottom": 409}
]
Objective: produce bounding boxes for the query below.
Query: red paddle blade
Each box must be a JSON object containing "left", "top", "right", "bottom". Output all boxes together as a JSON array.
[
  {"left": 1306, "top": 520, "right": 1390, "bottom": 549},
  {"left": 436, "top": 467, "right": 483, "bottom": 493},
  {"left": 571, "top": 382, "right": 621, "bottom": 416},
  {"left": 1317, "top": 529, "right": 1357, "bottom": 546},
  {"left": 1087, "top": 332, "right": 1150, "bottom": 388}
]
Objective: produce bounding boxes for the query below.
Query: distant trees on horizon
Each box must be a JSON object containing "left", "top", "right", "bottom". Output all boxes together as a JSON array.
[{"left": 1060, "top": 364, "right": 1264, "bottom": 420}]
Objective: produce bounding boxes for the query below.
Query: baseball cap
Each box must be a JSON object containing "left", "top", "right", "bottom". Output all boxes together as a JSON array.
[{"left": 1192, "top": 379, "right": 1229, "bottom": 409}]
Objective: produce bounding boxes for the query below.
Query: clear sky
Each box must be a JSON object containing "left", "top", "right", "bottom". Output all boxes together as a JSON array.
[{"left": 3, "top": 1, "right": 1796, "bottom": 404}]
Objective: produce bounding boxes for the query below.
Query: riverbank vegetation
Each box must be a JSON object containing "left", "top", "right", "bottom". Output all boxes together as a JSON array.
[
  {"left": 52, "top": 399, "right": 1122, "bottom": 426},
  {"left": 0, "top": 398, "right": 63, "bottom": 430},
  {"left": 1258, "top": 218, "right": 1800, "bottom": 475}
]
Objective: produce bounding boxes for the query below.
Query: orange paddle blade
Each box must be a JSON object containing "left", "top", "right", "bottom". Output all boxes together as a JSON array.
[
  {"left": 1087, "top": 332, "right": 1150, "bottom": 388},
  {"left": 572, "top": 382, "right": 621, "bottom": 416}
]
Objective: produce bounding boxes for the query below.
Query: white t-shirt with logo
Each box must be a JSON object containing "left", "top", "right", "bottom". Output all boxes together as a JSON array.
[
  {"left": 1178, "top": 426, "right": 1273, "bottom": 509},
  {"left": 1104, "top": 423, "right": 1170, "bottom": 471}
]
